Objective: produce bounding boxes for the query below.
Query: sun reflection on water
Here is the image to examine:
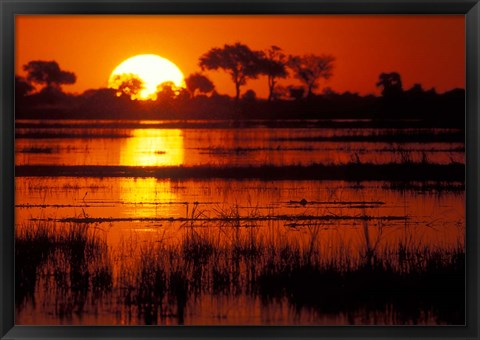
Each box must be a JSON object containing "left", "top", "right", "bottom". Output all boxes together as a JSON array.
[
  {"left": 118, "top": 129, "right": 184, "bottom": 220},
  {"left": 120, "top": 129, "right": 184, "bottom": 166}
]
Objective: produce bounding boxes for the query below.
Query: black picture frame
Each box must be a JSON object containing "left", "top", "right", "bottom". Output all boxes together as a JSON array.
[{"left": 1, "top": 0, "right": 479, "bottom": 339}]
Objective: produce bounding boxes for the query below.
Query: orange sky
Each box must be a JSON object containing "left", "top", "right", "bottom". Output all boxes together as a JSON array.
[{"left": 16, "top": 15, "right": 465, "bottom": 98}]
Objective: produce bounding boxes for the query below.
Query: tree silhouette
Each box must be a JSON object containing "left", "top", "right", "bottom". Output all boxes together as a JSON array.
[
  {"left": 376, "top": 72, "right": 403, "bottom": 98},
  {"left": 185, "top": 73, "right": 215, "bottom": 98},
  {"left": 110, "top": 74, "right": 145, "bottom": 100},
  {"left": 156, "top": 81, "right": 177, "bottom": 101},
  {"left": 272, "top": 85, "right": 290, "bottom": 100},
  {"left": 288, "top": 86, "right": 305, "bottom": 101},
  {"left": 199, "top": 43, "right": 263, "bottom": 101},
  {"left": 242, "top": 89, "right": 257, "bottom": 102},
  {"left": 259, "top": 46, "right": 288, "bottom": 102},
  {"left": 23, "top": 61, "right": 76, "bottom": 93},
  {"left": 288, "top": 54, "right": 335, "bottom": 98},
  {"left": 15, "top": 76, "right": 34, "bottom": 98}
]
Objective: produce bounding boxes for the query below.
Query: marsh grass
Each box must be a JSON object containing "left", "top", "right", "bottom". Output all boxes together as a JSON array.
[
  {"left": 112, "top": 218, "right": 464, "bottom": 324},
  {"left": 15, "top": 221, "right": 113, "bottom": 317},
  {"left": 15, "top": 217, "right": 464, "bottom": 325}
]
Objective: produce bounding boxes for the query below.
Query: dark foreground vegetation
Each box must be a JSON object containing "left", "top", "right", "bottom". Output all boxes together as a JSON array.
[{"left": 16, "top": 221, "right": 465, "bottom": 325}]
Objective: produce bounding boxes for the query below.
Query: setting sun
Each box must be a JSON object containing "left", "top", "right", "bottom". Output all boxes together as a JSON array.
[{"left": 108, "top": 54, "right": 184, "bottom": 100}]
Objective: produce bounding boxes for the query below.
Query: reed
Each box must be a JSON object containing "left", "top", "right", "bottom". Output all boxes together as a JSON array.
[{"left": 15, "top": 218, "right": 464, "bottom": 325}]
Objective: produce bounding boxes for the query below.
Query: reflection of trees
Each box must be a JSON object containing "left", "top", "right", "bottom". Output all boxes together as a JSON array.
[
  {"left": 110, "top": 73, "right": 145, "bottom": 100},
  {"left": 23, "top": 60, "right": 76, "bottom": 93},
  {"left": 199, "top": 43, "right": 263, "bottom": 101},
  {"left": 185, "top": 73, "right": 215, "bottom": 98},
  {"left": 288, "top": 54, "right": 335, "bottom": 98}
]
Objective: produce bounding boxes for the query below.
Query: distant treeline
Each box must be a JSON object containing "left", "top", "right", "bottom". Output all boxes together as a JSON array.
[
  {"left": 15, "top": 81, "right": 465, "bottom": 127},
  {"left": 15, "top": 45, "right": 465, "bottom": 127}
]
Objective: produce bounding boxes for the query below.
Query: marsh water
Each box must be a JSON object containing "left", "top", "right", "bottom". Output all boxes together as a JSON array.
[{"left": 15, "top": 119, "right": 465, "bottom": 325}]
